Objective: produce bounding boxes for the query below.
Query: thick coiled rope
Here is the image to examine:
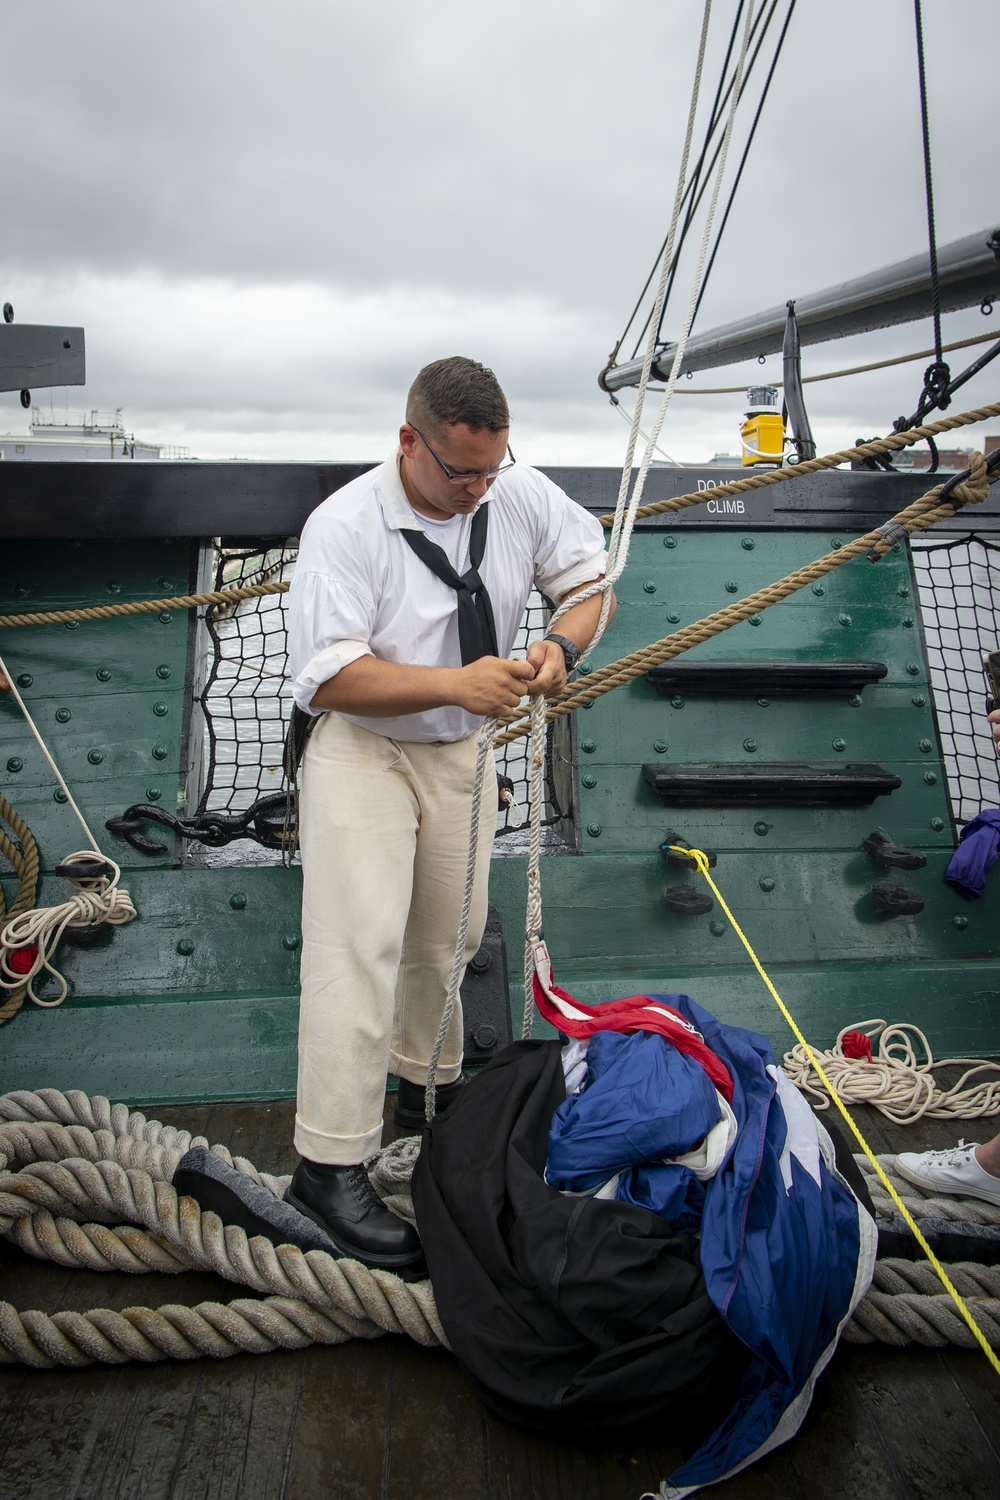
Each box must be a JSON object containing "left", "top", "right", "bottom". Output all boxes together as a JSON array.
[
  {"left": 783, "top": 1020, "right": 1000, "bottom": 1126},
  {"left": 855, "top": 1151, "right": 1000, "bottom": 1228},
  {"left": 0, "top": 1091, "right": 441, "bottom": 1368},
  {"left": 842, "top": 1258, "right": 1000, "bottom": 1348},
  {"left": 0, "top": 1088, "right": 997, "bottom": 1366}
]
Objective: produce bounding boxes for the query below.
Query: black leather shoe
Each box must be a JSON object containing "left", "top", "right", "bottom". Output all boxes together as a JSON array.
[
  {"left": 394, "top": 1075, "right": 467, "bottom": 1129},
  {"left": 284, "top": 1159, "right": 424, "bottom": 1271}
]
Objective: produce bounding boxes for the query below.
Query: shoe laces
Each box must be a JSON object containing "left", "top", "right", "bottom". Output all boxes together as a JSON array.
[
  {"left": 344, "top": 1165, "right": 380, "bottom": 1211},
  {"left": 924, "top": 1142, "right": 980, "bottom": 1168}
]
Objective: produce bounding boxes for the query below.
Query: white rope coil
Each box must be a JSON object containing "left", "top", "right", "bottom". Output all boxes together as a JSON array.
[
  {"left": 783, "top": 1020, "right": 1000, "bottom": 1125},
  {"left": 0, "top": 852, "right": 137, "bottom": 1007}
]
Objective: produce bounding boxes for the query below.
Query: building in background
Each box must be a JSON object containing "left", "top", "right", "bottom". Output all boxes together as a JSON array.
[{"left": 0, "top": 409, "right": 191, "bottom": 461}]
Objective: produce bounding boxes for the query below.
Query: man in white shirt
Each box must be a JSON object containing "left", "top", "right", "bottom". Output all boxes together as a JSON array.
[{"left": 285, "top": 356, "right": 614, "bottom": 1270}]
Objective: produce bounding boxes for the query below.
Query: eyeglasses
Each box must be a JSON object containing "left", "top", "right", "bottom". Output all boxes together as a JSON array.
[{"left": 409, "top": 425, "right": 516, "bottom": 485}]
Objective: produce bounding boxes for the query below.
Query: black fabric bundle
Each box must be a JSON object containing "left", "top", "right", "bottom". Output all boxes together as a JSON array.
[{"left": 411, "top": 1039, "right": 750, "bottom": 1437}]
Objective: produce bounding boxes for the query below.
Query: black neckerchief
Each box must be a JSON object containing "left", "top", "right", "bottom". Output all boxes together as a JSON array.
[{"left": 401, "top": 502, "right": 498, "bottom": 663}]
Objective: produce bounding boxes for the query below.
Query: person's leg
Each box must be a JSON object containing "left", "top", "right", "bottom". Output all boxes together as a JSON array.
[
  {"left": 895, "top": 1128, "right": 1000, "bottom": 1207},
  {"left": 389, "top": 731, "right": 496, "bottom": 1093},
  {"left": 290, "top": 713, "right": 423, "bottom": 1266},
  {"left": 295, "top": 713, "right": 419, "bottom": 1162}
]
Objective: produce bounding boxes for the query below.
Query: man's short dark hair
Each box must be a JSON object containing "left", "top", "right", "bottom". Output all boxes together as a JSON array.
[{"left": 406, "top": 357, "right": 510, "bottom": 436}]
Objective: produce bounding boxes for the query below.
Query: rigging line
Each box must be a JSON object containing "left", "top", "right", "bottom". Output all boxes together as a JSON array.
[
  {"left": 688, "top": 0, "right": 797, "bottom": 334},
  {"left": 640, "top": 0, "right": 756, "bottom": 357},
  {"left": 608, "top": 394, "right": 681, "bottom": 465},
  {"left": 631, "top": 0, "right": 759, "bottom": 508},
  {"left": 632, "top": 0, "right": 779, "bottom": 363},
  {"left": 609, "top": 0, "right": 747, "bottom": 370},
  {"left": 651, "top": 0, "right": 779, "bottom": 352},
  {"left": 648, "top": 327, "right": 1000, "bottom": 394},
  {"left": 0, "top": 648, "right": 101, "bottom": 856},
  {"left": 594, "top": 0, "right": 714, "bottom": 607},
  {"left": 616, "top": 0, "right": 777, "bottom": 368},
  {"left": 914, "top": 0, "right": 943, "bottom": 369}
]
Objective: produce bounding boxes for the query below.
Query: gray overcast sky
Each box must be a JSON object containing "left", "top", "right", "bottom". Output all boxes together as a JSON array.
[{"left": 1, "top": 0, "right": 997, "bottom": 464}]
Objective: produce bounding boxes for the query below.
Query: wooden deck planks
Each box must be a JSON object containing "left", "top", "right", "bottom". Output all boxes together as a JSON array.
[{"left": 1, "top": 1092, "right": 998, "bottom": 1500}]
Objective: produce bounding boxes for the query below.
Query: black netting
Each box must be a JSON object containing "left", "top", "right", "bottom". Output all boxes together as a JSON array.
[
  {"left": 197, "top": 544, "right": 297, "bottom": 816},
  {"left": 912, "top": 534, "right": 1000, "bottom": 825},
  {"left": 194, "top": 544, "right": 573, "bottom": 852}
]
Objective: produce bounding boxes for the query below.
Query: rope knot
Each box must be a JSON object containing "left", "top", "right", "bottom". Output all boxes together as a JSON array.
[{"left": 946, "top": 449, "right": 989, "bottom": 511}]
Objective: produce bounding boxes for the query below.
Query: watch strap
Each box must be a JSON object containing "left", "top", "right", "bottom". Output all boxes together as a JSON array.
[{"left": 544, "top": 633, "right": 581, "bottom": 671}]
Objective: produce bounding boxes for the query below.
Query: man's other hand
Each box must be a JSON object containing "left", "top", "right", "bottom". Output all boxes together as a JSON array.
[
  {"left": 456, "top": 656, "right": 536, "bottom": 715},
  {"left": 989, "top": 707, "right": 1000, "bottom": 749},
  {"left": 524, "top": 638, "right": 569, "bottom": 698}
]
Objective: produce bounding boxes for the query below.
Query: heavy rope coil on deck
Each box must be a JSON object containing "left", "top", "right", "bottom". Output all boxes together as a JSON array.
[{"left": 0, "top": 1089, "right": 997, "bottom": 1368}]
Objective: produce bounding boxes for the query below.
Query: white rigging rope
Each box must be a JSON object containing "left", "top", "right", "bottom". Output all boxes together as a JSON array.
[
  {"left": 522, "top": 0, "right": 761, "bottom": 1022},
  {"left": 0, "top": 648, "right": 138, "bottom": 1006}
]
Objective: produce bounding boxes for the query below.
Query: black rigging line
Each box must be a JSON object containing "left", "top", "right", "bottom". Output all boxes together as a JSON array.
[
  {"left": 632, "top": 0, "right": 779, "bottom": 361},
  {"left": 880, "top": 0, "right": 950, "bottom": 474},
  {"left": 914, "top": 0, "right": 943, "bottom": 371},
  {"left": 648, "top": 0, "right": 780, "bottom": 355},
  {"left": 687, "top": 0, "right": 798, "bottom": 336},
  {"left": 609, "top": 1, "right": 748, "bottom": 372}
]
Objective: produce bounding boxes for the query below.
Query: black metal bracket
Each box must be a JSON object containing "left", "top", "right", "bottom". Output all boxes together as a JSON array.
[
  {"left": 643, "top": 762, "right": 901, "bottom": 807},
  {"left": 647, "top": 660, "right": 888, "bottom": 697},
  {"left": 863, "top": 830, "right": 927, "bottom": 870}
]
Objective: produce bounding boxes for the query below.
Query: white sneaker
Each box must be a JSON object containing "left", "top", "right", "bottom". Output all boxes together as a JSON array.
[{"left": 894, "top": 1142, "right": 1000, "bottom": 1207}]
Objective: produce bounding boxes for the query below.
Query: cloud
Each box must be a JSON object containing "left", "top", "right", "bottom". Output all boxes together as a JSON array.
[{"left": 1, "top": 0, "right": 996, "bottom": 464}]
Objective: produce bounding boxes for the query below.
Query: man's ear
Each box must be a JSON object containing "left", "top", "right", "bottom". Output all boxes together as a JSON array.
[{"left": 399, "top": 425, "right": 418, "bottom": 458}]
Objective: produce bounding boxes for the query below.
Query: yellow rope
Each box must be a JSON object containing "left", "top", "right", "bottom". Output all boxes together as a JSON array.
[{"left": 667, "top": 844, "right": 1000, "bottom": 1379}]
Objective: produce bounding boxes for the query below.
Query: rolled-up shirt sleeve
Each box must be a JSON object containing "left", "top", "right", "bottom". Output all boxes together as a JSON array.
[
  {"left": 528, "top": 472, "right": 609, "bottom": 602},
  {"left": 288, "top": 570, "right": 375, "bottom": 715}
]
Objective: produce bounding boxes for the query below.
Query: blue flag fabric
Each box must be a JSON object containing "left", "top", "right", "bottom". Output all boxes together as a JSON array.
[
  {"left": 545, "top": 995, "right": 876, "bottom": 1497},
  {"left": 664, "top": 997, "right": 874, "bottom": 1495},
  {"left": 547, "top": 1029, "right": 720, "bottom": 1195},
  {"left": 944, "top": 809, "right": 1000, "bottom": 898}
]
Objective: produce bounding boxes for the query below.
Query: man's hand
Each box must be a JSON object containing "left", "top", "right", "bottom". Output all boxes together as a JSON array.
[
  {"left": 524, "top": 638, "right": 568, "bottom": 698},
  {"left": 455, "top": 656, "right": 536, "bottom": 716},
  {"left": 989, "top": 707, "right": 1000, "bottom": 749}
]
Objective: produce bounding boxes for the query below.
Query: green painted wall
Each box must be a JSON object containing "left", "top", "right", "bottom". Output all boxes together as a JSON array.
[{"left": 1, "top": 527, "right": 997, "bottom": 1105}]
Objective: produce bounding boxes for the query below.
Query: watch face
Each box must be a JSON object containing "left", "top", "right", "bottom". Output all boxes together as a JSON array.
[{"left": 550, "top": 634, "right": 579, "bottom": 670}]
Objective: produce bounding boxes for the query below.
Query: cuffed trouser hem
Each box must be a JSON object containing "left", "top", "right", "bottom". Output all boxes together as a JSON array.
[
  {"left": 390, "top": 1049, "right": 462, "bottom": 1088},
  {"left": 293, "top": 1116, "right": 384, "bottom": 1167}
]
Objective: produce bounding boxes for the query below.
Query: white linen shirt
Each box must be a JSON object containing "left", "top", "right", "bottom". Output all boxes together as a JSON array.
[{"left": 288, "top": 451, "right": 608, "bottom": 743}]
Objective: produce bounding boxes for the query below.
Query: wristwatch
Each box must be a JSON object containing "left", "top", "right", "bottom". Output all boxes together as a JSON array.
[{"left": 544, "top": 633, "right": 581, "bottom": 673}]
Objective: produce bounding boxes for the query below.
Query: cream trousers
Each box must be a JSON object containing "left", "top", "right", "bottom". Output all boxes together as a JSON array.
[{"left": 293, "top": 711, "right": 495, "bottom": 1165}]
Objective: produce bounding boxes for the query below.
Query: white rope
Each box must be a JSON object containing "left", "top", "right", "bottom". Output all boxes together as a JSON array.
[
  {"left": 522, "top": 2, "right": 759, "bottom": 1020},
  {"left": 522, "top": 694, "right": 548, "bottom": 1035},
  {"left": 783, "top": 1020, "right": 1000, "bottom": 1125},
  {"left": 0, "top": 649, "right": 102, "bottom": 855},
  {"left": 609, "top": 395, "right": 681, "bottom": 465},
  {"left": 0, "top": 853, "right": 137, "bottom": 1007},
  {"left": 423, "top": 718, "right": 497, "bottom": 1119},
  {"left": 548, "top": 0, "right": 759, "bottom": 665},
  {"left": 0, "top": 648, "right": 138, "bottom": 1006}
]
